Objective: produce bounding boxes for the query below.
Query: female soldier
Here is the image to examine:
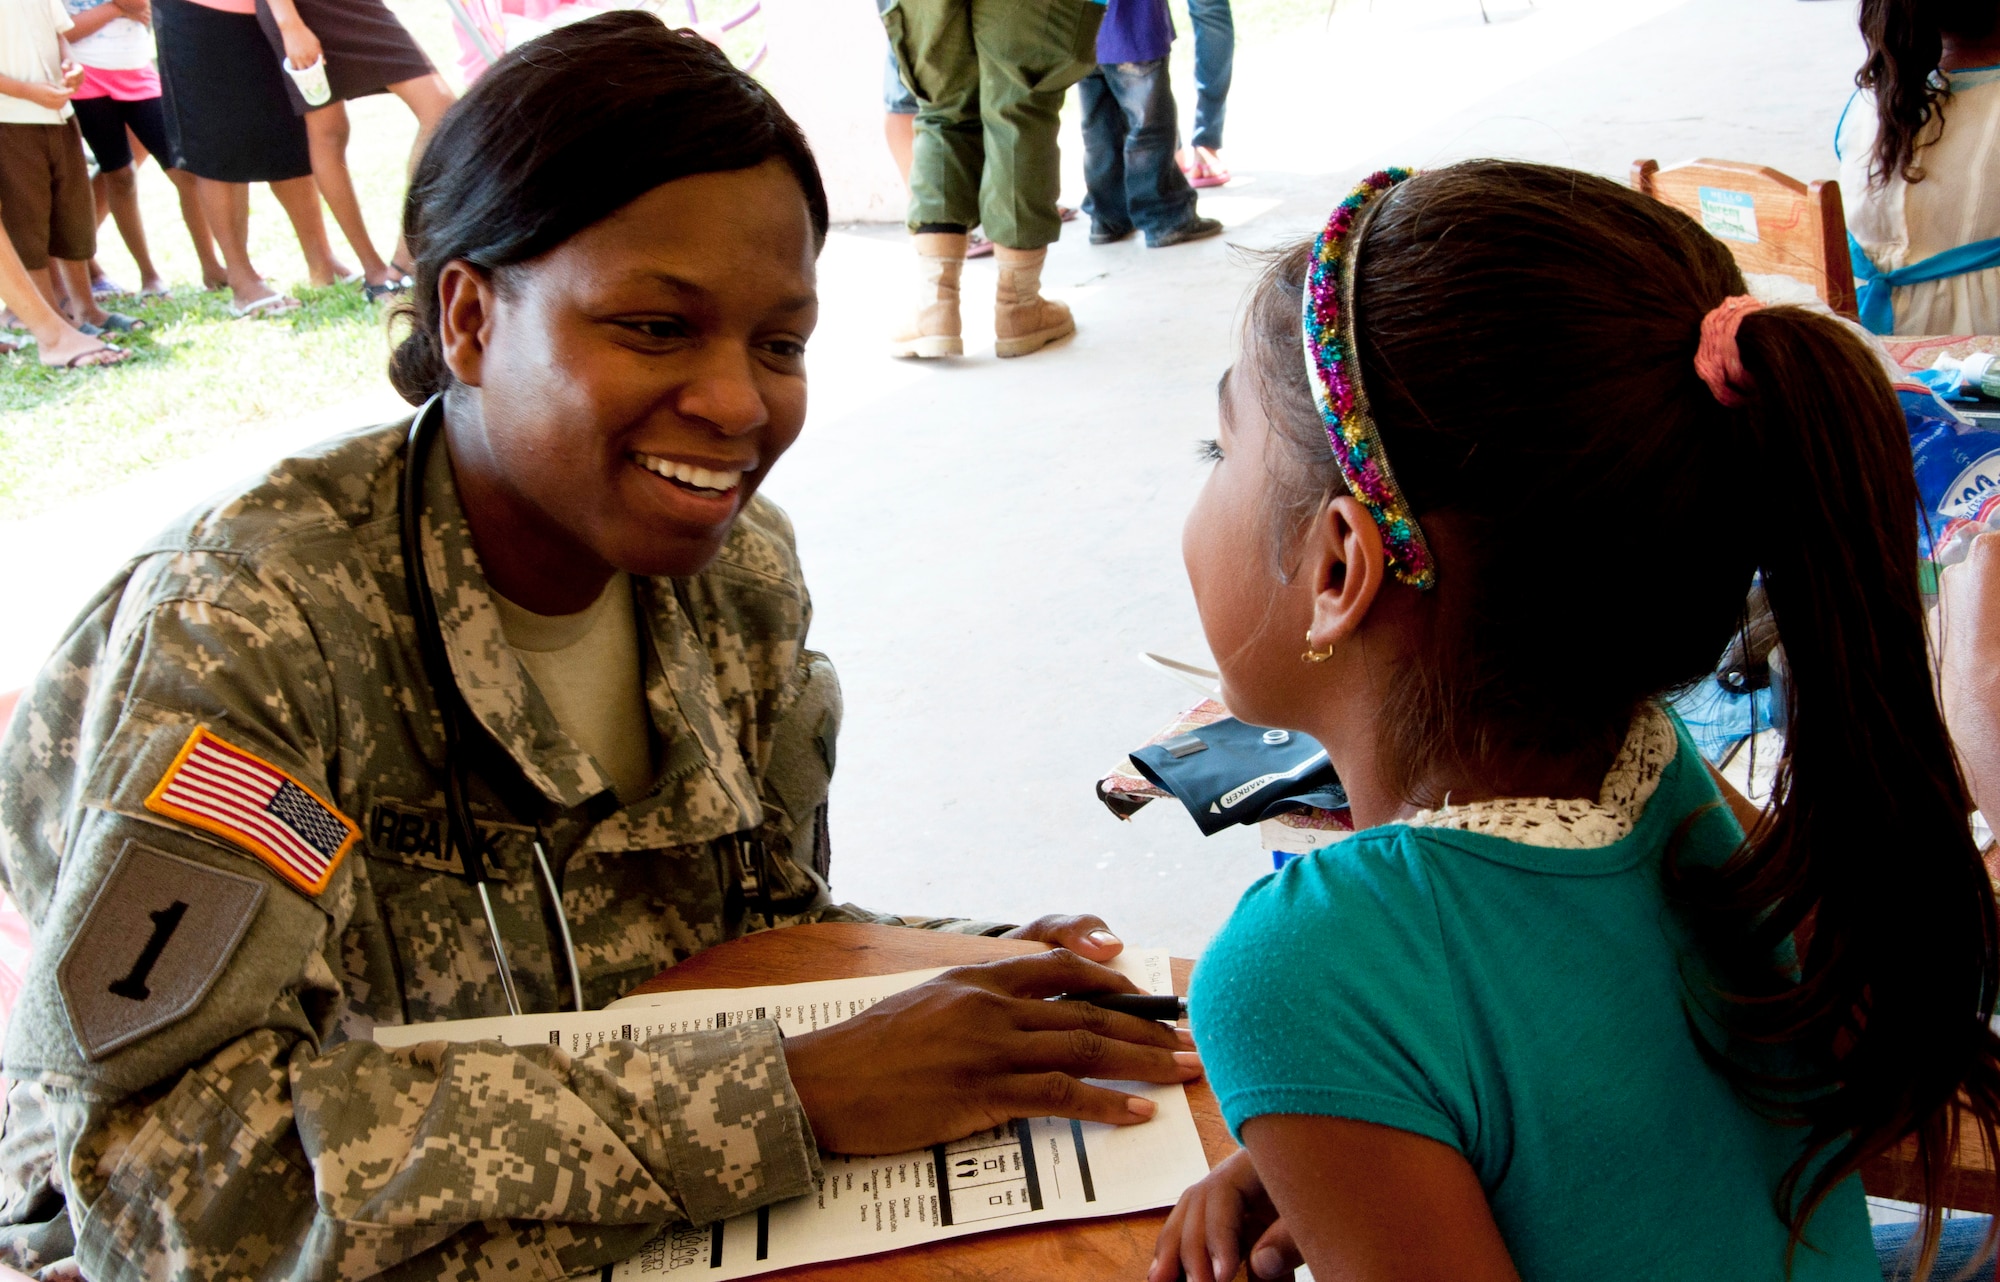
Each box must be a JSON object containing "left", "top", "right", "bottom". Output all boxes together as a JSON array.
[{"left": 0, "top": 15, "right": 1197, "bottom": 1279}]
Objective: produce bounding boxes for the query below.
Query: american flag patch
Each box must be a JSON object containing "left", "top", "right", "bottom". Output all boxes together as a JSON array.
[{"left": 144, "top": 727, "right": 358, "bottom": 896}]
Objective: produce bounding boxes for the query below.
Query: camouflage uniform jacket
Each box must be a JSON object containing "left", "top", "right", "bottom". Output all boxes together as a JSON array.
[{"left": 0, "top": 407, "right": 1003, "bottom": 1281}]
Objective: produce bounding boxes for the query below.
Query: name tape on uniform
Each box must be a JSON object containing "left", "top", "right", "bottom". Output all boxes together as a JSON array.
[{"left": 144, "top": 726, "right": 359, "bottom": 896}]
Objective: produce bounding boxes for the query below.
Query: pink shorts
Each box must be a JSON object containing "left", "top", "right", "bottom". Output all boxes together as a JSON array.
[{"left": 73, "top": 65, "right": 161, "bottom": 102}]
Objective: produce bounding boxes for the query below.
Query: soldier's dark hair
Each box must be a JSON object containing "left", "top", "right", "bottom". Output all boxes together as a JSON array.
[
  {"left": 387, "top": 11, "right": 830, "bottom": 404},
  {"left": 1237, "top": 160, "right": 2000, "bottom": 1277},
  {"left": 1857, "top": 0, "right": 2000, "bottom": 186}
]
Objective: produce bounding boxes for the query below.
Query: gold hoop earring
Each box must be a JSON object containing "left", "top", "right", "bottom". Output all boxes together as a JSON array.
[{"left": 1302, "top": 630, "right": 1335, "bottom": 663}]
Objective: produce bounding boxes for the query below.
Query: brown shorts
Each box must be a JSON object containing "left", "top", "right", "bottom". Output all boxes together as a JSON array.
[{"left": 0, "top": 120, "right": 96, "bottom": 270}]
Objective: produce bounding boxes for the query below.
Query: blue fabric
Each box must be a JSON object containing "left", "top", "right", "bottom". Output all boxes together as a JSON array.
[
  {"left": 1851, "top": 231, "right": 2000, "bottom": 335},
  {"left": 1877, "top": 1217, "right": 1997, "bottom": 1280},
  {"left": 1189, "top": 715, "right": 1879, "bottom": 1281},
  {"left": 1183, "top": 0, "right": 1231, "bottom": 149},
  {"left": 1097, "top": 0, "right": 1172, "bottom": 64},
  {"left": 1079, "top": 58, "right": 1197, "bottom": 240}
]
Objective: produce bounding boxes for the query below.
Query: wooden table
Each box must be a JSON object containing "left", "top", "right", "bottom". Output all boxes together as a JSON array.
[{"left": 629, "top": 922, "right": 1237, "bottom": 1281}]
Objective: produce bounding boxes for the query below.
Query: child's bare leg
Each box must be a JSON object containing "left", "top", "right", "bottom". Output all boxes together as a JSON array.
[
  {"left": 268, "top": 174, "right": 352, "bottom": 287},
  {"left": 167, "top": 166, "right": 227, "bottom": 289},
  {"left": 301, "top": 102, "right": 392, "bottom": 285},
  {"left": 99, "top": 166, "right": 165, "bottom": 295},
  {"left": 386, "top": 73, "right": 455, "bottom": 276},
  {"left": 51, "top": 259, "right": 110, "bottom": 328}
]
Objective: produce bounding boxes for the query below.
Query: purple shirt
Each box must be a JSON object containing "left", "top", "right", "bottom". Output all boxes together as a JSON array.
[{"left": 1097, "top": 0, "right": 1173, "bottom": 65}]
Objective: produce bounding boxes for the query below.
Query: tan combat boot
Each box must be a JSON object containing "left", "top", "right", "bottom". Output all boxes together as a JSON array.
[
  {"left": 993, "top": 245, "right": 1074, "bottom": 358},
  {"left": 888, "top": 232, "right": 966, "bottom": 359}
]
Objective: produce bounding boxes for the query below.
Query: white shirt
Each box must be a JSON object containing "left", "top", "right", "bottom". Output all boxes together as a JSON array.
[
  {"left": 63, "top": 0, "right": 152, "bottom": 71},
  {"left": 1840, "top": 67, "right": 2000, "bottom": 335},
  {"left": 0, "top": 0, "right": 73, "bottom": 124}
]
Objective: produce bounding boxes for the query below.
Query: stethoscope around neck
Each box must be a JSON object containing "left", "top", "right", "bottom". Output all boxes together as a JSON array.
[{"left": 398, "top": 397, "right": 585, "bottom": 1016}]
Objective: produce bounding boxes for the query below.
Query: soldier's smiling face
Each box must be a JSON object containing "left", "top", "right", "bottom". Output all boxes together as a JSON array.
[{"left": 438, "top": 159, "right": 820, "bottom": 611}]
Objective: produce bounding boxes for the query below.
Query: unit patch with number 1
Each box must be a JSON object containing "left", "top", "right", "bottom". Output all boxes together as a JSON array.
[{"left": 57, "top": 840, "right": 266, "bottom": 1060}]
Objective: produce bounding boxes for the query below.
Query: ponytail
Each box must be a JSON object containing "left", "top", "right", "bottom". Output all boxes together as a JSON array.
[
  {"left": 1689, "top": 305, "right": 2000, "bottom": 1273},
  {"left": 1858, "top": 0, "right": 2000, "bottom": 187}
]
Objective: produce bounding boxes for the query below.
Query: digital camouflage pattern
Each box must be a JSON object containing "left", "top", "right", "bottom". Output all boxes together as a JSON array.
[{"left": 0, "top": 406, "right": 1005, "bottom": 1280}]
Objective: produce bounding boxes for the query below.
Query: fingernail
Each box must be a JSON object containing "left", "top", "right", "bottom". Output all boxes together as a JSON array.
[
  {"left": 1213, "top": 1256, "right": 1229, "bottom": 1282},
  {"left": 1088, "top": 929, "right": 1120, "bottom": 948},
  {"left": 1126, "top": 1095, "right": 1157, "bottom": 1118},
  {"left": 1252, "top": 1247, "right": 1285, "bottom": 1278},
  {"left": 1173, "top": 1051, "right": 1202, "bottom": 1073},
  {"left": 1176, "top": 1027, "right": 1196, "bottom": 1048}
]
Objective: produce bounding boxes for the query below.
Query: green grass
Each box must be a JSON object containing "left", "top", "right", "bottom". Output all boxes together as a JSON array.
[{"left": 0, "top": 284, "right": 392, "bottom": 516}]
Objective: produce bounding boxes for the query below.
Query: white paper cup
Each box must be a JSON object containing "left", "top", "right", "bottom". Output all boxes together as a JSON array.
[{"left": 283, "top": 55, "right": 332, "bottom": 107}]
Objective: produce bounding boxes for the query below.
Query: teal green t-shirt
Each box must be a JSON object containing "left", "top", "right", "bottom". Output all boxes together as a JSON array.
[{"left": 1188, "top": 718, "right": 1876, "bottom": 1281}]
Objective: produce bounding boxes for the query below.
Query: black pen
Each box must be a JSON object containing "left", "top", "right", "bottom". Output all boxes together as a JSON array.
[{"left": 1055, "top": 992, "right": 1188, "bottom": 1022}]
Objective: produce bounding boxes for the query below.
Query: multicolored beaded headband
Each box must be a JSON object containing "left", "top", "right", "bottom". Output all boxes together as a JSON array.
[{"left": 1302, "top": 167, "right": 1436, "bottom": 590}]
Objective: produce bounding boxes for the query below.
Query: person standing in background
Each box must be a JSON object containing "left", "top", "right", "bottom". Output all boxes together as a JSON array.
[
  {"left": 1838, "top": 0, "right": 2000, "bottom": 334},
  {"left": 152, "top": 0, "right": 351, "bottom": 316},
  {"left": 0, "top": 0, "right": 147, "bottom": 336},
  {"left": 1078, "top": 0, "right": 1220, "bottom": 249},
  {"left": 64, "top": 0, "right": 225, "bottom": 297},
  {"left": 1177, "top": 0, "right": 1231, "bottom": 188},
  {"left": 253, "top": 0, "right": 455, "bottom": 298},
  {"left": 879, "top": 0, "right": 1103, "bottom": 360}
]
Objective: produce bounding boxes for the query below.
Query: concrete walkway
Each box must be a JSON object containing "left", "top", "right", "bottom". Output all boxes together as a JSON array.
[{"left": 0, "top": 0, "right": 1863, "bottom": 956}]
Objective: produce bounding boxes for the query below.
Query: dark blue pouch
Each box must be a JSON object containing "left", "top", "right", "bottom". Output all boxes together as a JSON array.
[{"left": 1127, "top": 718, "right": 1348, "bottom": 836}]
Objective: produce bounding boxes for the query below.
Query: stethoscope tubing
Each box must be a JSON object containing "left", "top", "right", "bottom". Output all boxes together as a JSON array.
[{"left": 402, "top": 398, "right": 587, "bottom": 1016}]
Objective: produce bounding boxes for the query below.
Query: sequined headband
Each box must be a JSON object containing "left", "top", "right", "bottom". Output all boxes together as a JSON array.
[{"left": 1302, "top": 168, "right": 1435, "bottom": 590}]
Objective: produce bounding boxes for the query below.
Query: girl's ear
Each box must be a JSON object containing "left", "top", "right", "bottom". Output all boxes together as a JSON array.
[
  {"left": 1304, "top": 496, "right": 1387, "bottom": 653},
  {"left": 438, "top": 261, "right": 496, "bottom": 389}
]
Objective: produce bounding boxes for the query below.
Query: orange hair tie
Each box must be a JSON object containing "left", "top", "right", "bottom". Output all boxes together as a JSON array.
[{"left": 1694, "top": 295, "right": 1763, "bottom": 407}]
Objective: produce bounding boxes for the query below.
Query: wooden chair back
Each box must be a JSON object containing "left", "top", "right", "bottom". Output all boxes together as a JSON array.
[{"left": 1632, "top": 158, "right": 1859, "bottom": 319}]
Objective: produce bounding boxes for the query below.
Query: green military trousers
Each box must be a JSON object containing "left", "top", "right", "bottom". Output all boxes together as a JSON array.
[{"left": 881, "top": 0, "right": 1104, "bottom": 250}]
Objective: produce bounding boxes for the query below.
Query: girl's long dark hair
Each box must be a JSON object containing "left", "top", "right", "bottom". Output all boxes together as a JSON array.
[
  {"left": 1243, "top": 160, "right": 2000, "bottom": 1277},
  {"left": 1858, "top": 0, "right": 2000, "bottom": 186},
  {"left": 388, "top": 11, "right": 829, "bottom": 404}
]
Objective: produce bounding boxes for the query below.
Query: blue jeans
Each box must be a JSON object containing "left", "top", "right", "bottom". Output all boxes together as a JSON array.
[
  {"left": 1078, "top": 59, "right": 1197, "bottom": 241},
  {"left": 1184, "top": 0, "right": 1232, "bottom": 150},
  {"left": 1877, "top": 1217, "right": 1997, "bottom": 1280}
]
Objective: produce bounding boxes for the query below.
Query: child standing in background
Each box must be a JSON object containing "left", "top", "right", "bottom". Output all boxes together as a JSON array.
[
  {"left": 1840, "top": 0, "right": 2000, "bottom": 333},
  {"left": 0, "top": 0, "right": 144, "bottom": 334},
  {"left": 64, "top": 0, "right": 224, "bottom": 295},
  {"left": 1078, "top": 0, "right": 1220, "bottom": 249}
]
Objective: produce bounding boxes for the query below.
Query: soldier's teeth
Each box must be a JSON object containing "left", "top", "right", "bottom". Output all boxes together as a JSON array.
[{"left": 635, "top": 453, "right": 740, "bottom": 493}]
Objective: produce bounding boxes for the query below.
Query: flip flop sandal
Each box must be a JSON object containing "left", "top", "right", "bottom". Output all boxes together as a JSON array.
[
  {"left": 967, "top": 230, "right": 995, "bottom": 259},
  {"left": 1058, "top": 205, "right": 1079, "bottom": 222},
  {"left": 84, "top": 312, "right": 148, "bottom": 334},
  {"left": 1183, "top": 148, "right": 1232, "bottom": 189},
  {"left": 50, "top": 344, "right": 132, "bottom": 369},
  {"left": 139, "top": 283, "right": 172, "bottom": 299},
  {"left": 229, "top": 294, "right": 302, "bottom": 319},
  {"left": 91, "top": 278, "right": 130, "bottom": 299},
  {"left": 363, "top": 279, "right": 409, "bottom": 303}
]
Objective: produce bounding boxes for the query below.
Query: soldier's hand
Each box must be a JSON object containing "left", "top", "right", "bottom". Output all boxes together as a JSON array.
[
  {"left": 784, "top": 948, "right": 1201, "bottom": 1155},
  {"left": 1002, "top": 912, "right": 1124, "bottom": 962}
]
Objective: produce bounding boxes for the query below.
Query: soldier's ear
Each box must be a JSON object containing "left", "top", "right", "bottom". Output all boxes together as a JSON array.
[{"left": 437, "top": 260, "right": 496, "bottom": 389}]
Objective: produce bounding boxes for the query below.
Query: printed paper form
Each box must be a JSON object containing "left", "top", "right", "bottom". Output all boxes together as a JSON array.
[{"left": 372, "top": 950, "right": 1209, "bottom": 1280}]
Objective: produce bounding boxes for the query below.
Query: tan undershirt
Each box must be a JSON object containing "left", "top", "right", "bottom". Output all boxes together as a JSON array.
[{"left": 490, "top": 573, "right": 654, "bottom": 803}]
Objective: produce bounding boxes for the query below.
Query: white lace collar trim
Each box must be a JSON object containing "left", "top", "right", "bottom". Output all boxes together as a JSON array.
[{"left": 1399, "top": 706, "right": 1678, "bottom": 850}]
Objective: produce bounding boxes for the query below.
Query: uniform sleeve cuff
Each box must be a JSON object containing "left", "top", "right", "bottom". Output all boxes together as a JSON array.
[{"left": 648, "top": 1020, "right": 821, "bottom": 1226}]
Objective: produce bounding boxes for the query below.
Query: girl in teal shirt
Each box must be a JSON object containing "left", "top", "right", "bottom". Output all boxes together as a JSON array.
[{"left": 1150, "top": 161, "right": 2000, "bottom": 1282}]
